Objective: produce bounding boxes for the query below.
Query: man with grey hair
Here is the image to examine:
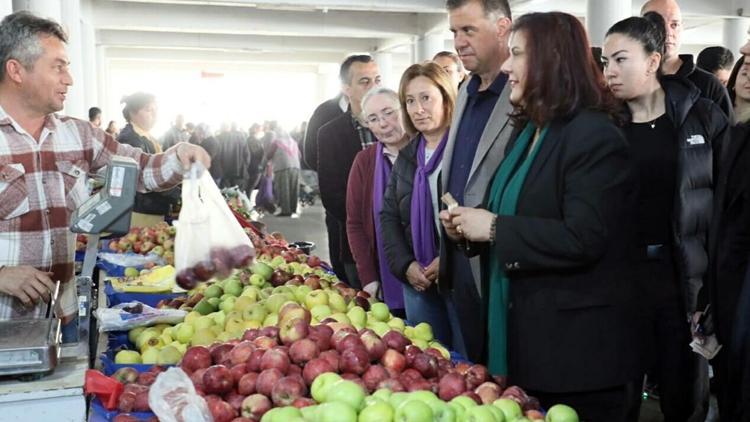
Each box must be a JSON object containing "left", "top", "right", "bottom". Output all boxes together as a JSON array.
[
  {"left": 0, "top": 12, "right": 210, "bottom": 336},
  {"left": 437, "top": 0, "right": 514, "bottom": 364},
  {"left": 642, "top": 0, "right": 732, "bottom": 118}
]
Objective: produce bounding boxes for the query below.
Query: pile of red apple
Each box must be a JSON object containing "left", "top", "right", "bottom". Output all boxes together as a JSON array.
[
  {"left": 106, "top": 222, "right": 176, "bottom": 265},
  {"left": 107, "top": 366, "right": 164, "bottom": 418},
  {"left": 170, "top": 320, "right": 541, "bottom": 422}
]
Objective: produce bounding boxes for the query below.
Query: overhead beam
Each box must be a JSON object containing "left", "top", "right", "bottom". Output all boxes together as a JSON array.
[
  {"left": 97, "top": 30, "right": 378, "bottom": 53},
  {"left": 106, "top": 0, "right": 447, "bottom": 13},
  {"left": 106, "top": 46, "right": 347, "bottom": 64},
  {"left": 93, "top": 0, "right": 429, "bottom": 38}
]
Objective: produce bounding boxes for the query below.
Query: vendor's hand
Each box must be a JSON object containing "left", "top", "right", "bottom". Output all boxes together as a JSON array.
[
  {"left": 0, "top": 266, "right": 55, "bottom": 307},
  {"left": 450, "top": 207, "right": 496, "bottom": 242},
  {"left": 363, "top": 281, "right": 381, "bottom": 300},
  {"left": 691, "top": 311, "right": 704, "bottom": 340},
  {"left": 406, "top": 261, "right": 431, "bottom": 292},
  {"left": 175, "top": 142, "right": 211, "bottom": 171},
  {"left": 440, "top": 210, "right": 463, "bottom": 242},
  {"left": 424, "top": 258, "right": 439, "bottom": 282}
]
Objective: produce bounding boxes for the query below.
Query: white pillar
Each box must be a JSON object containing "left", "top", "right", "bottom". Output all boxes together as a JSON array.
[
  {"left": 586, "top": 0, "right": 632, "bottom": 47},
  {"left": 12, "top": 0, "right": 60, "bottom": 22},
  {"left": 416, "top": 33, "right": 444, "bottom": 62},
  {"left": 724, "top": 18, "right": 750, "bottom": 59},
  {"left": 0, "top": 0, "right": 13, "bottom": 18},
  {"left": 374, "top": 51, "right": 394, "bottom": 90},
  {"left": 96, "top": 45, "right": 109, "bottom": 124},
  {"left": 61, "top": 0, "right": 85, "bottom": 119},
  {"left": 81, "top": 19, "right": 97, "bottom": 110}
]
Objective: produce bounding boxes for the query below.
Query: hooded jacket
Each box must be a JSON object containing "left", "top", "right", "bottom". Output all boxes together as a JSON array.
[
  {"left": 675, "top": 54, "right": 733, "bottom": 121},
  {"left": 659, "top": 77, "right": 729, "bottom": 313}
]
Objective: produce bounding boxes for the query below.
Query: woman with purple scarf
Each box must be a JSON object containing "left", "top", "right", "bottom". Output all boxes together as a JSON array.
[
  {"left": 381, "top": 62, "right": 457, "bottom": 346},
  {"left": 346, "top": 87, "right": 410, "bottom": 314}
]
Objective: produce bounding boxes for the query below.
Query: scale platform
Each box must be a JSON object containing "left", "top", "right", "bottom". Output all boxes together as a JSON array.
[{"left": 0, "top": 318, "right": 61, "bottom": 377}]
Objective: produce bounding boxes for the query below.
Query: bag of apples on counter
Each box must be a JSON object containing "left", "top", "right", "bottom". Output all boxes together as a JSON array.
[{"left": 174, "top": 164, "right": 254, "bottom": 290}]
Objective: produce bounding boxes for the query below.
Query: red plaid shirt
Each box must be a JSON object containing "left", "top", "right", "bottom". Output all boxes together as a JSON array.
[{"left": 0, "top": 107, "right": 184, "bottom": 320}]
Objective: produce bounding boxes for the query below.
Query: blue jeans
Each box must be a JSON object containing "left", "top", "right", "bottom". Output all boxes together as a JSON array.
[
  {"left": 442, "top": 294, "right": 469, "bottom": 360},
  {"left": 403, "top": 284, "right": 452, "bottom": 349},
  {"left": 61, "top": 317, "right": 79, "bottom": 344}
]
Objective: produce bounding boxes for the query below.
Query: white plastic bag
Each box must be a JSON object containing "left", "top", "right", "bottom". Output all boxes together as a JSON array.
[
  {"left": 149, "top": 367, "right": 212, "bottom": 422},
  {"left": 174, "top": 164, "right": 254, "bottom": 289},
  {"left": 95, "top": 301, "right": 186, "bottom": 332}
]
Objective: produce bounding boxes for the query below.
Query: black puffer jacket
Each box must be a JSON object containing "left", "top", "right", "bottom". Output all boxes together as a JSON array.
[
  {"left": 117, "top": 124, "right": 180, "bottom": 215},
  {"left": 660, "top": 77, "right": 729, "bottom": 312},
  {"left": 380, "top": 137, "right": 437, "bottom": 282}
]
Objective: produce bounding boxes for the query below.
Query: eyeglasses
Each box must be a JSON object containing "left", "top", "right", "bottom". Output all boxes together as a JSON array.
[{"left": 365, "top": 108, "right": 399, "bottom": 125}]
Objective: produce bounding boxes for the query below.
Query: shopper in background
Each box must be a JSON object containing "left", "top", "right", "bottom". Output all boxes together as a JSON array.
[
  {"left": 445, "top": 12, "right": 641, "bottom": 418},
  {"left": 602, "top": 12, "right": 728, "bottom": 421},
  {"left": 88, "top": 106, "right": 101, "bottom": 128},
  {"left": 697, "top": 46, "right": 734, "bottom": 86},
  {"left": 118, "top": 92, "right": 181, "bottom": 228},
  {"left": 381, "top": 62, "right": 456, "bottom": 347},
  {"left": 105, "top": 120, "right": 119, "bottom": 138},
  {"left": 433, "top": 51, "right": 467, "bottom": 90},
  {"left": 245, "top": 123, "right": 265, "bottom": 192},
  {"left": 189, "top": 123, "right": 221, "bottom": 182},
  {"left": 346, "top": 87, "right": 409, "bottom": 314},
  {"left": 161, "top": 114, "right": 189, "bottom": 150},
  {"left": 218, "top": 122, "right": 250, "bottom": 190},
  {"left": 264, "top": 128, "right": 301, "bottom": 217}
]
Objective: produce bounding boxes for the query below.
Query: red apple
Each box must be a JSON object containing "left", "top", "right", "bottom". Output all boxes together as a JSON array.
[
  {"left": 203, "top": 365, "right": 234, "bottom": 395},
  {"left": 230, "top": 363, "right": 248, "bottom": 385},
  {"left": 292, "top": 397, "right": 316, "bottom": 408},
  {"left": 404, "top": 345, "right": 421, "bottom": 367},
  {"left": 229, "top": 341, "right": 256, "bottom": 366},
  {"left": 335, "top": 334, "right": 364, "bottom": 354},
  {"left": 405, "top": 378, "right": 433, "bottom": 393},
  {"left": 475, "top": 381, "right": 502, "bottom": 404},
  {"left": 224, "top": 390, "right": 246, "bottom": 412},
  {"left": 176, "top": 269, "right": 198, "bottom": 290},
  {"left": 304, "top": 274, "right": 321, "bottom": 289},
  {"left": 117, "top": 391, "right": 136, "bottom": 412},
  {"left": 271, "top": 376, "right": 307, "bottom": 406},
  {"left": 181, "top": 346, "right": 212, "bottom": 374},
  {"left": 376, "top": 378, "right": 406, "bottom": 392},
  {"left": 382, "top": 331, "right": 411, "bottom": 353},
  {"left": 136, "top": 371, "right": 157, "bottom": 386},
  {"left": 279, "top": 318, "right": 310, "bottom": 345},
  {"left": 331, "top": 328, "right": 358, "bottom": 351},
  {"left": 207, "top": 397, "right": 237, "bottom": 422},
  {"left": 260, "top": 347, "right": 290, "bottom": 374},
  {"left": 252, "top": 336, "right": 278, "bottom": 350},
  {"left": 412, "top": 353, "right": 439, "bottom": 379},
  {"left": 210, "top": 344, "right": 235, "bottom": 366},
  {"left": 289, "top": 338, "right": 319, "bottom": 364},
  {"left": 500, "top": 385, "right": 529, "bottom": 406},
  {"left": 438, "top": 372, "right": 467, "bottom": 401},
  {"left": 339, "top": 347, "right": 370, "bottom": 375},
  {"left": 237, "top": 372, "right": 259, "bottom": 396},
  {"left": 256, "top": 368, "right": 283, "bottom": 397},
  {"left": 259, "top": 326, "right": 280, "bottom": 339},
  {"left": 465, "top": 364, "right": 489, "bottom": 390},
  {"left": 380, "top": 349, "right": 407, "bottom": 374},
  {"left": 193, "top": 260, "right": 216, "bottom": 281},
  {"left": 399, "top": 368, "right": 424, "bottom": 385},
  {"left": 302, "top": 358, "right": 335, "bottom": 386},
  {"left": 245, "top": 349, "right": 265, "bottom": 372},
  {"left": 359, "top": 331, "right": 387, "bottom": 362},
  {"left": 319, "top": 349, "right": 340, "bottom": 372},
  {"left": 242, "top": 329, "right": 260, "bottom": 342},
  {"left": 524, "top": 396, "right": 541, "bottom": 411},
  {"left": 190, "top": 368, "right": 208, "bottom": 390},
  {"left": 241, "top": 394, "right": 271, "bottom": 420},
  {"left": 461, "top": 391, "right": 483, "bottom": 405},
  {"left": 526, "top": 409, "right": 545, "bottom": 419},
  {"left": 229, "top": 244, "right": 254, "bottom": 268},
  {"left": 362, "top": 364, "right": 389, "bottom": 392},
  {"left": 307, "top": 256, "right": 321, "bottom": 267}
]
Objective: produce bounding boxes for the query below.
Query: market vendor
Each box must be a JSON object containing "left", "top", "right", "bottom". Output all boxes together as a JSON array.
[{"left": 0, "top": 11, "right": 210, "bottom": 334}]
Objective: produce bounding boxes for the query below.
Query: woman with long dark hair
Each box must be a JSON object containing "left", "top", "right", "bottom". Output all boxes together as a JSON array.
[
  {"left": 602, "top": 13, "right": 728, "bottom": 421},
  {"left": 442, "top": 12, "right": 641, "bottom": 418}
]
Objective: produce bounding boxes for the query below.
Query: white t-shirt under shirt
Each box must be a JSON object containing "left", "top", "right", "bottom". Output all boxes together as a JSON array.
[{"left": 424, "top": 147, "right": 442, "bottom": 236}]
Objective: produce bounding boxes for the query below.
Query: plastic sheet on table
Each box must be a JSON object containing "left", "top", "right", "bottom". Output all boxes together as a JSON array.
[{"left": 104, "top": 281, "right": 184, "bottom": 307}]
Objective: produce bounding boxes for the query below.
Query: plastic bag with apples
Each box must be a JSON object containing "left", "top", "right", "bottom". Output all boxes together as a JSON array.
[
  {"left": 148, "top": 367, "right": 212, "bottom": 422},
  {"left": 174, "top": 164, "right": 255, "bottom": 290}
]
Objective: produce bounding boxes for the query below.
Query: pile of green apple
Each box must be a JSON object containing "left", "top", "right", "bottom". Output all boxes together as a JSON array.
[{"left": 114, "top": 324, "right": 186, "bottom": 366}]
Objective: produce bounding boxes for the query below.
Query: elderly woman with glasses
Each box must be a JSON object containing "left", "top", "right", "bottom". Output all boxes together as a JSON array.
[{"left": 346, "top": 87, "right": 410, "bottom": 314}]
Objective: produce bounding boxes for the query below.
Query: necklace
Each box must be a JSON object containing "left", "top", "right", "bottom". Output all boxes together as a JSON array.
[{"left": 650, "top": 120, "right": 656, "bottom": 129}]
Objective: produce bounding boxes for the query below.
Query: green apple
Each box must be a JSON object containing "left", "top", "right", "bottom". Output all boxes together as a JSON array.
[
  {"left": 211, "top": 310, "right": 227, "bottom": 328},
  {"left": 204, "top": 284, "right": 223, "bottom": 299},
  {"left": 265, "top": 293, "right": 291, "bottom": 314},
  {"left": 169, "top": 341, "right": 187, "bottom": 355},
  {"left": 159, "top": 331, "right": 173, "bottom": 345},
  {"left": 261, "top": 406, "right": 302, "bottom": 422},
  {"left": 364, "top": 396, "right": 385, "bottom": 408},
  {"left": 404, "top": 326, "right": 415, "bottom": 339},
  {"left": 412, "top": 338, "right": 429, "bottom": 350},
  {"left": 217, "top": 331, "right": 234, "bottom": 342},
  {"left": 114, "top": 349, "right": 142, "bottom": 364},
  {"left": 207, "top": 297, "right": 221, "bottom": 309},
  {"left": 224, "top": 316, "right": 245, "bottom": 334},
  {"left": 241, "top": 285, "right": 259, "bottom": 300},
  {"left": 219, "top": 296, "right": 236, "bottom": 313},
  {"left": 413, "top": 322, "right": 433, "bottom": 342},
  {"left": 346, "top": 306, "right": 366, "bottom": 329},
  {"left": 270, "top": 255, "right": 286, "bottom": 268},
  {"left": 243, "top": 319, "right": 261, "bottom": 330},
  {"left": 157, "top": 345, "right": 182, "bottom": 365},
  {"left": 262, "top": 313, "right": 278, "bottom": 327},
  {"left": 194, "top": 315, "right": 215, "bottom": 331},
  {"left": 305, "top": 290, "right": 329, "bottom": 309},
  {"left": 224, "top": 278, "right": 243, "bottom": 297},
  {"left": 250, "top": 261, "right": 273, "bottom": 280},
  {"left": 234, "top": 295, "right": 255, "bottom": 313},
  {"left": 486, "top": 405, "right": 504, "bottom": 422},
  {"left": 243, "top": 303, "right": 268, "bottom": 323},
  {"left": 407, "top": 391, "right": 440, "bottom": 404},
  {"left": 183, "top": 311, "right": 201, "bottom": 325},
  {"left": 370, "top": 302, "right": 390, "bottom": 322},
  {"left": 300, "top": 405, "right": 319, "bottom": 421},
  {"left": 387, "top": 317, "right": 406, "bottom": 332},
  {"left": 294, "top": 285, "right": 312, "bottom": 303},
  {"left": 394, "top": 400, "right": 433, "bottom": 422},
  {"left": 175, "top": 323, "right": 194, "bottom": 344},
  {"left": 135, "top": 328, "right": 159, "bottom": 350},
  {"left": 359, "top": 400, "right": 394, "bottom": 422},
  {"left": 429, "top": 342, "right": 451, "bottom": 359},
  {"left": 193, "top": 299, "right": 215, "bottom": 316},
  {"left": 450, "top": 396, "right": 479, "bottom": 411},
  {"left": 128, "top": 327, "right": 146, "bottom": 345},
  {"left": 370, "top": 321, "right": 391, "bottom": 338},
  {"left": 328, "top": 292, "right": 347, "bottom": 313},
  {"left": 388, "top": 392, "right": 411, "bottom": 411},
  {"left": 310, "top": 304, "right": 333, "bottom": 321},
  {"left": 372, "top": 388, "right": 393, "bottom": 402},
  {"left": 493, "top": 399, "right": 522, "bottom": 421},
  {"left": 249, "top": 273, "right": 266, "bottom": 287},
  {"left": 317, "top": 401, "right": 357, "bottom": 422},
  {"left": 545, "top": 404, "right": 579, "bottom": 422},
  {"left": 426, "top": 399, "right": 456, "bottom": 422},
  {"left": 310, "top": 372, "right": 342, "bottom": 402},
  {"left": 324, "top": 380, "right": 366, "bottom": 411},
  {"left": 141, "top": 346, "right": 160, "bottom": 364},
  {"left": 190, "top": 327, "right": 216, "bottom": 346},
  {"left": 330, "top": 313, "right": 351, "bottom": 325},
  {"left": 464, "top": 404, "right": 503, "bottom": 422},
  {"left": 448, "top": 402, "right": 466, "bottom": 421}
]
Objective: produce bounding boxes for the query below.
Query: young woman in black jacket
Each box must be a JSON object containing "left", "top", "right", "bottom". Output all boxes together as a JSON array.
[{"left": 602, "top": 13, "right": 729, "bottom": 422}]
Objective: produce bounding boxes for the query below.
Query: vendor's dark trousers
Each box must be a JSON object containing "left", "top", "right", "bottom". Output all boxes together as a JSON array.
[
  {"left": 343, "top": 262, "right": 361, "bottom": 291},
  {"left": 529, "top": 380, "right": 642, "bottom": 422},
  {"left": 324, "top": 212, "right": 346, "bottom": 281},
  {"left": 272, "top": 168, "right": 299, "bottom": 216},
  {"left": 639, "top": 259, "right": 706, "bottom": 422}
]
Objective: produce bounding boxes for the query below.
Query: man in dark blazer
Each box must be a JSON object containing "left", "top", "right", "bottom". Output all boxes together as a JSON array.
[
  {"left": 303, "top": 94, "right": 347, "bottom": 172},
  {"left": 317, "top": 55, "right": 381, "bottom": 288},
  {"left": 437, "top": 0, "right": 515, "bottom": 363}
]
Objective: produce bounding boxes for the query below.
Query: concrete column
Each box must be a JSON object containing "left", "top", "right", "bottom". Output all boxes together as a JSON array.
[
  {"left": 373, "top": 51, "right": 394, "bottom": 89},
  {"left": 416, "top": 32, "right": 444, "bottom": 62},
  {"left": 12, "top": 0, "right": 60, "bottom": 22},
  {"left": 586, "top": 0, "right": 632, "bottom": 47},
  {"left": 724, "top": 17, "right": 750, "bottom": 58},
  {"left": 0, "top": 0, "right": 13, "bottom": 18},
  {"left": 81, "top": 19, "right": 97, "bottom": 111},
  {"left": 96, "top": 45, "right": 109, "bottom": 124},
  {"left": 61, "top": 0, "right": 85, "bottom": 119}
]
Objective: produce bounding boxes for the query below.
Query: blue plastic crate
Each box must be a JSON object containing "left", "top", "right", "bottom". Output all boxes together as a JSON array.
[
  {"left": 103, "top": 281, "right": 184, "bottom": 308},
  {"left": 89, "top": 397, "right": 155, "bottom": 422}
]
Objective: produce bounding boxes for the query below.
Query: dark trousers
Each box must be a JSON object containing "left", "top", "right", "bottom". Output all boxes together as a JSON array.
[
  {"left": 529, "top": 381, "right": 641, "bottom": 422},
  {"left": 343, "top": 262, "right": 362, "bottom": 291},
  {"left": 638, "top": 259, "right": 705, "bottom": 422},
  {"left": 325, "top": 212, "right": 346, "bottom": 281}
]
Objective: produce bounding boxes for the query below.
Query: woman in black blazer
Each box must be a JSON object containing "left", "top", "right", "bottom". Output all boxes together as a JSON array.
[{"left": 441, "top": 12, "right": 641, "bottom": 419}]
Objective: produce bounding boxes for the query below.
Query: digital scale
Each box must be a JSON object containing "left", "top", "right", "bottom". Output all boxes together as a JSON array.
[{"left": 0, "top": 157, "right": 138, "bottom": 378}]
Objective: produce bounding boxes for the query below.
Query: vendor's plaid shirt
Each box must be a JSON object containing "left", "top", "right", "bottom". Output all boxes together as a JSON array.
[{"left": 0, "top": 106, "right": 184, "bottom": 320}]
